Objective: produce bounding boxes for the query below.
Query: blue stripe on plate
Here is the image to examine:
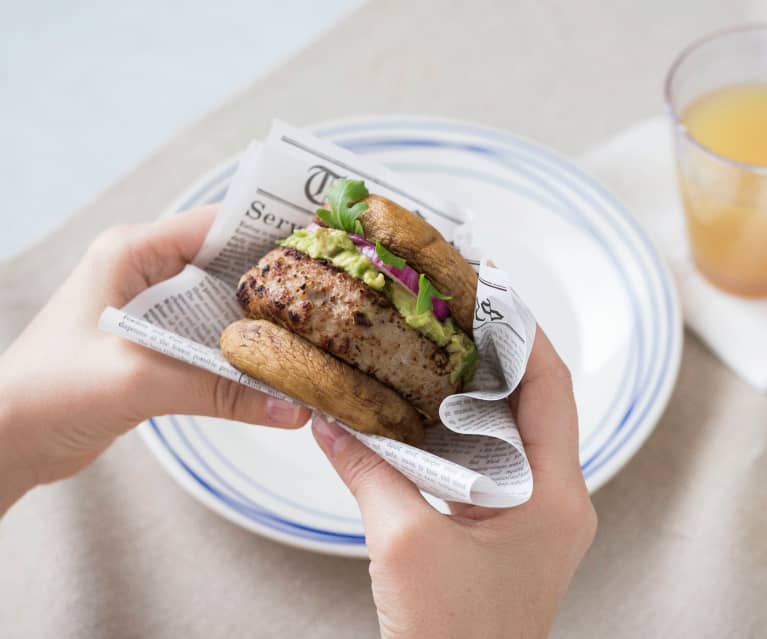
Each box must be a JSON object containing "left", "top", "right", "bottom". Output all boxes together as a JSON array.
[
  {"left": 185, "top": 415, "right": 363, "bottom": 524},
  {"left": 149, "top": 419, "right": 366, "bottom": 544}
]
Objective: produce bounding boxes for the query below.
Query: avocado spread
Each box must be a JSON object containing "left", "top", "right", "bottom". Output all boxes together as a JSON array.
[
  {"left": 280, "top": 228, "right": 478, "bottom": 384},
  {"left": 281, "top": 228, "right": 385, "bottom": 290}
]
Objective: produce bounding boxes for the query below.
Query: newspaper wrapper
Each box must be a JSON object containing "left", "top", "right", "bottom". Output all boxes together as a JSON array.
[{"left": 99, "top": 121, "right": 537, "bottom": 508}]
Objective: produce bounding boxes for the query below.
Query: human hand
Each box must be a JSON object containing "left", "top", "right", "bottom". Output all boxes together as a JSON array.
[
  {"left": 312, "top": 327, "right": 596, "bottom": 639},
  {"left": 0, "top": 207, "right": 310, "bottom": 513}
]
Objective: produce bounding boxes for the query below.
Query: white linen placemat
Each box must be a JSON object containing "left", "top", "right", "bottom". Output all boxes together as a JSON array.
[{"left": 580, "top": 116, "right": 767, "bottom": 391}]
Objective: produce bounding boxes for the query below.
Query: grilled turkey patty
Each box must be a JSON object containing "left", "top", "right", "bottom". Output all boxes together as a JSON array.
[{"left": 236, "top": 247, "right": 458, "bottom": 422}]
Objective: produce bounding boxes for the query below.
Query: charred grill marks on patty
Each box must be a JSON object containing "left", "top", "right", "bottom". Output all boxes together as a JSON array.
[{"left": 237, "top": 247, "right": 458, "bottom": 422}]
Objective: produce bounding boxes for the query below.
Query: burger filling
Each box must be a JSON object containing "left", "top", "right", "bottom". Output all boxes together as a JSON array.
[{"left": 280, "top": 225, "right": 478, "bottom": 385}]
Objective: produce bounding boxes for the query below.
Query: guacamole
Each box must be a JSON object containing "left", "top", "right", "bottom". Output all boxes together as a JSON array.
[
  {"left": 280, "top": 227, "right": 478, "bottom": 384},
  {"left": 388, "top": 284, "right": 478, "bottom": 384},
  {"left": 280, "top": 228, "right": 385, "bottom": 290}
]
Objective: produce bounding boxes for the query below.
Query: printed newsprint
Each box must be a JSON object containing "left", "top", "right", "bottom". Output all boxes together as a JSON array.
[{"left": 99, "top": 121, "right": 537, "bottom": 507}]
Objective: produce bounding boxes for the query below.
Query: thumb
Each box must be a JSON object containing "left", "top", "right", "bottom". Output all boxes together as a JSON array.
[
  {"left": 136, "top": 348, "right": 310, "bottom": 429},
  {"left": 312, "top": 414, "right": 429, "bottom": 536}
]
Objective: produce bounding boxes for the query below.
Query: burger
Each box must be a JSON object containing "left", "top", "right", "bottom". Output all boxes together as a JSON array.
[{"left": 220, "top": 178, "right": 479, "bottom": 445}]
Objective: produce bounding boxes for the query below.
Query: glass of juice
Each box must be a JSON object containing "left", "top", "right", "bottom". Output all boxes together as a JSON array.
[{"left": 665, "top": 25, "right": 767, "bottom": 297}]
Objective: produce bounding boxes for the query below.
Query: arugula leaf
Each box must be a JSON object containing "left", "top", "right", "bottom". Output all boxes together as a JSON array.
[
  {"left": 316, "top": 178, "right": 369, "bottom": 235},
  {"left": 375, "top": 240, "right": 406, "bottom": 268},
  {"left": 416, "top": 273, "right": 452, "bottom": 314}
]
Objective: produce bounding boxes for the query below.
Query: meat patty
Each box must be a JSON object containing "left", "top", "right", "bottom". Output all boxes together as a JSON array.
[{"left": 236, "top": 247, "right": 458, "bottom": 422}]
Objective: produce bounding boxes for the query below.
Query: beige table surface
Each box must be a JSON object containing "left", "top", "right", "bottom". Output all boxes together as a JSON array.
[{"left": 2, "top": 1, "right": 767, "bottom": 637}]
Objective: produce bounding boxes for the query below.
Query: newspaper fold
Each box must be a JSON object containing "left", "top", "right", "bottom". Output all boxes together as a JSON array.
[{"left": 99, "top": 121, "right": 536, "bottom": 507}]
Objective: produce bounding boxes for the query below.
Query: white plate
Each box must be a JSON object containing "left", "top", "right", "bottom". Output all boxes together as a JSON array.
[{"left": 139, "top": 116, "right": 683, "bottom": 557}]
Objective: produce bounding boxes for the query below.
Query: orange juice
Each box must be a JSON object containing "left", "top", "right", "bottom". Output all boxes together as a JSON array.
[{"left": 679, "top": 84, "right": 767, "bottom": 297}]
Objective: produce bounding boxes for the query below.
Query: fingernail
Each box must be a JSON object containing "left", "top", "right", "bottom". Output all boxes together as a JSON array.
[
  {"left": 265, "top": 397, "right": 303, "bottom": 427},
  {"left": 312, "top": 414, "right": 350, "bottom": 457}
]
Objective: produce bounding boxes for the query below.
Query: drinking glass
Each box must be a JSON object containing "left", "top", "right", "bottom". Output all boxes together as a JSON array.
[{"left": 665, "top": 25, "right": 767, "bottom": 297}]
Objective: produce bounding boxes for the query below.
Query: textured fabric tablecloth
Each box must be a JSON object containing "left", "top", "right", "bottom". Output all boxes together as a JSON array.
[{"left": 2, "top": 1, "right": 766, "bottom": 637}]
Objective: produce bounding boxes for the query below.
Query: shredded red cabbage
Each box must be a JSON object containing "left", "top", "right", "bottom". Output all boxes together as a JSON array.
[
  {"left": 429, "top": 297, "right": 451, "bottom": 322},
  {"left": 305, "top": 223, "right": 450, "bottom": 321},
  {"left": 348, "top": 233, "right": 451, "bottom": 322}
]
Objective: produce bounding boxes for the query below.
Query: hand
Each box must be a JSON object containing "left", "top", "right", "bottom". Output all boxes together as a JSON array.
[
  {"left": 0, "top": 207, "right": 310, "bottom": 514},
  {"left": 312, "top": 327, "right": 596, "bottom": 639}
]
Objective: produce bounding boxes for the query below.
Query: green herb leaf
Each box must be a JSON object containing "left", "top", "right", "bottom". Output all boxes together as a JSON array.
[
  {"left": 316, "top": 178, "right": 369, "bottom": 235},
  {"left": 461, "top": 346, "right": 480, "bottom": 382},
  {"left": 416, "top": 273, "right": 452, "bottom": 314},
  {"left": 374, "top": 240, "right": 406, "bottom": 268}
]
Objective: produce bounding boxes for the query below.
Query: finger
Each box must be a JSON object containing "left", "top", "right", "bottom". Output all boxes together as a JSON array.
[
  {"left": 447, "top": 500, "right": 499, "bottom": 521},
  {"left": 83, "top": 206, "right": 220, "bottom": 307},
  {"left": 133, "top": 346, "right": 310, "bottom": 429},
  {"left": 515, "top": 326, "right": 580, "bottom": 473},
  {"left": 136, "top": 205, "right": 220, "bottom": 286},
  {"left": 311, "top": 414, "right": 430, "bottom": 535}
]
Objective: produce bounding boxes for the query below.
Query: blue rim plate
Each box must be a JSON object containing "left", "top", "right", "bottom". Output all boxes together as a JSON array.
[{"left": 139, "top": 116, "right": 683, "bottom": 558}]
